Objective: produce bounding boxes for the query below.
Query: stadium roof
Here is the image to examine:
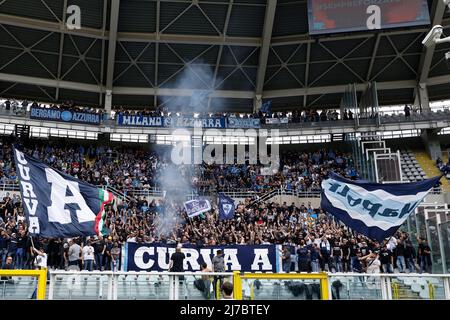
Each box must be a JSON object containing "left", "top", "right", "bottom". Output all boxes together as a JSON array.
[{"left": 0, "top": 0, "right": 450, "bottom": 112}]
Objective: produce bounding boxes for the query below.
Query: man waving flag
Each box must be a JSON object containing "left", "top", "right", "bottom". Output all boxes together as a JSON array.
[
  {"left": 13, "top": 147, "right": 114, "bottom": 238},
  {"left": 321, "top": 172, "right": 442, "bottom": 242}
]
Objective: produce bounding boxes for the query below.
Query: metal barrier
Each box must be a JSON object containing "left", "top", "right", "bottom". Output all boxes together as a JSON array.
[
  {"left": 0, "top": 269, "right": 47, "bottom": 300},
  {"left": 48, "top": 271, "right": 233, "bottom": 300},
  {"left": 46, "top": 271, "right": 450, "bottom": 300}
]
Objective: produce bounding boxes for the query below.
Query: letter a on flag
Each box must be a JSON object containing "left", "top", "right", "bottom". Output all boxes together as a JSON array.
[{"left": 13, "top": 147, "right": 114, "bottom": 238}]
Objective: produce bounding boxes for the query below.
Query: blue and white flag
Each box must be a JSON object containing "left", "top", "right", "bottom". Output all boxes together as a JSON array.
[
  {"left": 321, "top": 173, "right": 442, "bottom": 242},
  {"left": 184, "top": 199, "right": 211, "bottom": 218},
  {"left": 260, "top": 100, "right": 272, "bottom": 113},
  {"left": 13, "top": 148, "right": 114, "bottom": 238},
  {"left": 218, "top": 193, "right": 235, "bottom": 220}
]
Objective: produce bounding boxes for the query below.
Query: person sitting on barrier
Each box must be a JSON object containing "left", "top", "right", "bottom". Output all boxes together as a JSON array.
[
  {"left": 194, "top": 263, "right": 212, "bottom": 299},
  {"left": 221, "top": 281, "right": 234, "bottom": 300}
]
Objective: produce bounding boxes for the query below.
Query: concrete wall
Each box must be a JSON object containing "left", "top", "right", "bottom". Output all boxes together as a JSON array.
[{"left": 421, "top": 129, "right": 442, "bottom": 160}]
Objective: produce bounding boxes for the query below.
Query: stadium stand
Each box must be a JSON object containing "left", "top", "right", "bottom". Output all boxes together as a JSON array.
[{"left": 0, "top": 0, "right": 450, "bottom": 303}]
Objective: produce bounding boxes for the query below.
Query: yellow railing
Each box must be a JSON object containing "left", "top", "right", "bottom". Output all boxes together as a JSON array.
[
  {"left": 233, "top": 272, "right": 330, "bottom": 300},
  {"left": 428, "top": 281, "right": 435, "bottom": 300},
  {"left": 391, "top": 282, "right": 399, "bottom": 299},
  {"left": 0, "top": 269, "right": 47, "bottom": 300}
]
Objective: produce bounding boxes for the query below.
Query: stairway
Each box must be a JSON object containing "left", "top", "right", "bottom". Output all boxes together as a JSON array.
[
  {"left": 391, "top": 280, "right": 421, "bottom": 299},
  {"left": 414, "top": 151, "right": 450, "bottom": 193}
]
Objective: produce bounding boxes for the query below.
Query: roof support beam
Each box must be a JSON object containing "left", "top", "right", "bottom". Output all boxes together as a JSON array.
[
  {"left": 154, "top": 0, "right": 160, "bottom": 109},
  {"left": 105, "top": 0, "right": 121, "bottom": 114},
  {"left": 254, "top": 0, "right": 277, "bottom": 112},
  {"left": 99, "top": 0, "right": 109, "bottom": 106},
  {"left": 55, "top": 0, "right": 68, "bottom": 102},
  {"left": 302, "top": 42, "right": 311, "bottom": 107},
  {"left": 208, "top": 0, "right": 234, "bottom": 110}
]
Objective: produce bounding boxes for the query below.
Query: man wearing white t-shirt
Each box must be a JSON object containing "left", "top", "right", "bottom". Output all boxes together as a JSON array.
[
  {"left": 82, "top": 240, "right": 95, "bottom": 271},
  {"left": 33, "top": 247, "right": 47, "bottom": 269}
]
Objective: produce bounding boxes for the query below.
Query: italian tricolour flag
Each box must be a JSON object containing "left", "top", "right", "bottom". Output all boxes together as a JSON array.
[{"left": 94, "top": 189, "right": 114, "bottom": 237}]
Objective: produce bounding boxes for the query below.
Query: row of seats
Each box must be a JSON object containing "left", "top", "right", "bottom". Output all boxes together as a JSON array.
[{"left": 400, "top": 150, "right": 428, "bottom": 183}]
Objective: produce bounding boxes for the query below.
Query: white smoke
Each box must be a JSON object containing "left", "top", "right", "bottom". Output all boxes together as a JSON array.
[{"left": 160, "top": 62, "right": 224, "bottom": 115}]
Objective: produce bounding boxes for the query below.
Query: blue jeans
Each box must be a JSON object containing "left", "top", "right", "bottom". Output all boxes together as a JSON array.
[
  {"left": 1, "top": 248, "right": 7, "bottom": 267},
  {"left": 406, "top": 257, "right": 416, "bottom": 273},
  {"left": 15, "top": 248, "right": 24, "bottom": 270},
  {"left": 282, "top": 262, "right": 291, "bottom": 273},
  {"left": 396, "top": 256, "right": 406, "bottom": 273},
  {"left": 111, "top": 258, "right": 119, "bottom": 272},
  {"left": 332, "top": 256, "right": 343, "bottom": 272},
  {"left": 419, "top": 256, "right": 432, "bottom": 273},
  {"left": 382, "top": 264, "right": 393, "bottom": 273},
  {"left": 350, "top": 256, "right": 358, "bottom": 271},
  {"left": 95, "top": 253, "right": 103, "bottom": 270},
  {"left": 311, "top": 260, "right": 319, "bottom": 272},
  {"left": 84, "top": 260, "right": 94, "bottom": 271}
]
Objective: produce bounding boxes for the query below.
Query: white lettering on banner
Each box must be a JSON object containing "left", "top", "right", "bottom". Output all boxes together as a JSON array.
[
  {"left": 223, "top": 249, "right": 241, "bottom": 270},
  {"left": 156, "top": 247, "right": 175, "bottom": 270},
  {"left": 251, "top": 249, "right": 273, "bottom": 271},
  {"left": 45, "top": 168, "right": 96, "bottom": 224},
  {"left": 131, "top": 246, "right": 276, "bottom": 271},
  {"left": 183, "top": 248, "right": 200, "bottom": 270},
  {"left": 17, "top": 164, "right": 30, "bottom": 180},
  {"left": 15, "top": 149, "right": 27, "bottom": 165},
  {"left": 134, "top": 246, "right": 155, "bottom": 269},
  {"left": 122, "top": 116, "right": 132, "bottom": 125},
  {"left": 21, "top": 181, "right": 37, "bottom": 198},
  {"left": 157, "top": 247, "right": 175, "bottom": 269},
  {"left": 14, "top": 149, "right": 40, "bottom": 233},
  {"left": 23, "top": 199, "right": 38, "bottom": 216},
  {"left": 29, "top": 216, "right": 40, "bottom": 233},
  {"left": 199, "top": 248, "right": 214, "bottom": 267}
]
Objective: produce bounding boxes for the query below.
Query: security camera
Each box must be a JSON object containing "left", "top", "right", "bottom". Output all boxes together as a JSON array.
[{"left": 422, "top": 25, "right": 443, "bottom": 47}]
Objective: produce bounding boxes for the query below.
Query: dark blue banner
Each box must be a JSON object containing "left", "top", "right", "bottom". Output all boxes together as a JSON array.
[
  {"left": 116, "top": 114, "right": 163, "bottom": 127},
  {"left": 13, "top": 148, "right": 113, "bottom": 238},
  {"left": 218, "top": 193, "right": 235, "bottom": 220},
  {"left": 30, "top": 106, "right": 101, "bottom": 125},
  {"left": 227, "top": 118, "right": 261, "bottom": 129},
  {"left": 321, "top": 172, "right": 442, "bottom": 242},
  {"left": 124, "top": 243, "right": 280, "bottom": 272},
  {"left": 164, "top": 117, "right": 226, "bottom": 128},
  {"left": 116, "top": 114, "right": 226, "bottom": 128}
]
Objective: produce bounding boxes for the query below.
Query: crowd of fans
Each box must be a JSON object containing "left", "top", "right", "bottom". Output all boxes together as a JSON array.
[
  {"left": 0, "top": 98, "right": 105, "bottom": 116},
  {"left": 0, "top": 140, "right": 357, "bottom": 196},
  {"left": 0, "top": 192, "right": 433, "bottom": 275},
  {"left": 1, "top": 97, "right": 355, "bottom": 125},
  {"left": 114, "top": 106, "right": 349, "bottom": 124},
  {"left": 0, "top": 136, "right": 433, "bottom": 275}
]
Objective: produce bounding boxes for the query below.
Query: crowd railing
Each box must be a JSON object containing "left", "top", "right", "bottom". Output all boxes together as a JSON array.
[{"left": 4, "top": 270, "right": 441, "bottom": 300}]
